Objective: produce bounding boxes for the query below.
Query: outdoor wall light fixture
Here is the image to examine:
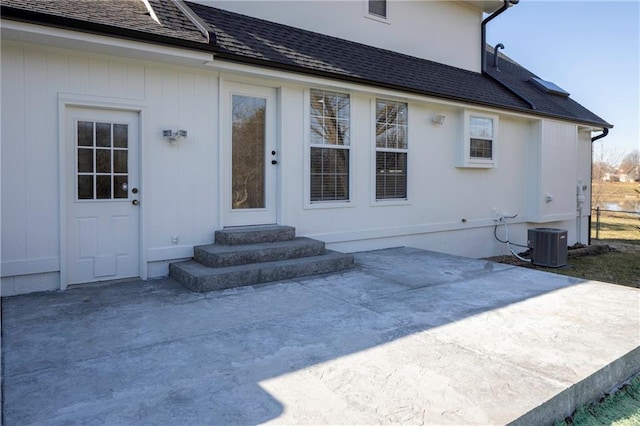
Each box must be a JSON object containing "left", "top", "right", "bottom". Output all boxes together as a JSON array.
[
  {"left": 432, "top": 114, "right": 446, "bottom": 125},
  {"left": 162, "top": 129, "right": 188, "bottom": 143}
]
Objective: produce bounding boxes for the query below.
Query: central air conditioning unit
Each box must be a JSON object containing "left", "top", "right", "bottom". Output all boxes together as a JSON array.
[{"left": 527, "top": 228, "right": 568, "bottom": 267}]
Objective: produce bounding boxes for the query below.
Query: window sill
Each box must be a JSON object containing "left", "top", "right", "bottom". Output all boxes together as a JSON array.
[
  {"left": 364, "top": 13, "right": 390, "bottom": 24},
  {"left": 371, "top": 198, "right": 410, "bottom": 207},
  {"left": 304, "top": 200, "right": 355, "bottom": 210},
  {"left": 456, "top": 159, "right": 496, "bottom": 169}
]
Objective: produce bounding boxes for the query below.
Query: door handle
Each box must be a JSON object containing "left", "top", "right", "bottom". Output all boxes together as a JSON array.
[
  {"left": 271, "top": 160, "right": 278, "bottom": 165},
  {"left": 132, "top": 200, "right": 139, "bottom": 206}
]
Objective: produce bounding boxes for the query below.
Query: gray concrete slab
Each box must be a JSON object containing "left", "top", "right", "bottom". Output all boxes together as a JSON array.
[{"left": 2, "top": 247, "right": 639, "bottom": 425}]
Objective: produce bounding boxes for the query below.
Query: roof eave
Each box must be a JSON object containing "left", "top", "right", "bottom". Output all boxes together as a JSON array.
[
  {"left": 213, "top": 51, "right": 613, "bottom": 129},
  {"left": 0, "top": 5, "right": 217, "bottom": 54}
]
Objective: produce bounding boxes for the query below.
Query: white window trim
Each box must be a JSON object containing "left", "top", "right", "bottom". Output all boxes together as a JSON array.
[
  {"left": 457, "top": 110, "right": 499, "bottom": 169},
  {"left": 303, "top": 88, "right": 354, "bottom": 209},
  {"left": 371, "top": 98, "right": 410, "bottom": 206},
  {"left": 364, "top": 0, "right": 390, "bottom": 24}
]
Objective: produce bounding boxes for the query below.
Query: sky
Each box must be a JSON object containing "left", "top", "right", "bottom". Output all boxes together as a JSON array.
[{"left": 485, "top": 0, "right": 640, "bottom": 164}]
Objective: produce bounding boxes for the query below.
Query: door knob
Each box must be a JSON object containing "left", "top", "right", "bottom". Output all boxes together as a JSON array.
[
  {"left": 271, "top": 160, "right": 278, "bottom": 165},
  {"left": 132, "top": 188, "right": 139, "bottom": 194},
  {"left": 271, "top": 150, "right": 276, "bottom": 155},
  {"left": 132, "top": 200, "right": 139, "bottom": 206}
]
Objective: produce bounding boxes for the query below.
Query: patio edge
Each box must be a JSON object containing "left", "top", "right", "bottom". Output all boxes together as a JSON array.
[{"left": 510, "top": 345, "right": 640, "bottom": 425}]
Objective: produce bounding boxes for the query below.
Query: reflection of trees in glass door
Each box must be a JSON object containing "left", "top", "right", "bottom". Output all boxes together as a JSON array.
[{"left": 232, "top": 95, "right": 266, "bottom": 209}]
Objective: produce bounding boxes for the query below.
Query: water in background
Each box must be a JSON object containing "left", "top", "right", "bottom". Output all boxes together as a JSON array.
[{"left": 601, "top": 200, "right": 640, "bottom": 213}]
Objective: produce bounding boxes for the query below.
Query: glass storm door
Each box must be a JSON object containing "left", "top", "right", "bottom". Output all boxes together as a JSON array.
[
  {"left": 66, "top": 107, "right": 140, "bottom": 285},
  {"left": 223, "top": 83, "right": 277, "bottom": 226}
]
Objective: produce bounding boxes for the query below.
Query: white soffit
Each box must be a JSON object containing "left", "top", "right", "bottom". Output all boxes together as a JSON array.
[
  {"left": 459, "top": 0, "right": 505, "bottom": 13},
  {"left": 1, "top": 20, "right": 213, "bottom": 66}
]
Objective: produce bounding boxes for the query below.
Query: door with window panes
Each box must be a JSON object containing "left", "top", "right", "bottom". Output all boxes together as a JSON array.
[{"left": 66, "top": 107, "right": 140, "bottom": 285}]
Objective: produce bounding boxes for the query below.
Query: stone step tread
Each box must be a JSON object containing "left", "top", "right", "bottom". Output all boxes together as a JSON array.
[
  {"left": 194, "top": 237, "right": 326, "bottom": 267},
  {"left": 195, "top": 237, "right": 323, "bottom": 255},
  {"left": 215, "top": 225, "right": 296, "bottom": 245},
  {"left": 170, "top": 251, "right": 355, "bottom": 292}
]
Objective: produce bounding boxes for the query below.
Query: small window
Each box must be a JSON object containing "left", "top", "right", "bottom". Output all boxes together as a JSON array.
[
  {"left": 309, "top": 89, "right": 351, "bottom": 202},
  {"left": 375, "top": 99, "right": 407, "bottom": 200},
  {"left": 76, "top": 120, "right": 129, "bottom": 200},
  {"left": 368, "top": 0, "right": 387, "bottom": 18},
  {"left": 469, "top": 116, "right": 493, "bottom": 159},
  {"left": 457, "top": 111, "right": 498, "bottom": 168}
]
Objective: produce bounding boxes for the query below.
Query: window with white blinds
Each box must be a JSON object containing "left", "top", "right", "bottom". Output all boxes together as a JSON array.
[
  {"left": 368, "top": 0, "right": 387, "bottom": 19},
  {"left": 310, "top": 89, "right": 350, "bottom": 202},
  {"left": 375, "top": 99, "right": 407, "bottom": 200}
]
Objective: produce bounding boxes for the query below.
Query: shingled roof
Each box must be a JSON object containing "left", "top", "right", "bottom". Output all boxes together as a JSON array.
[
  {"left": 1, "top": 0, "right": 611, "bottom": 128},
  {"left": 1, "top": 0, "right": 213, "bottom": 50},
  {"left": 484, "top": 48, "right": 610, "bottom": 127}
]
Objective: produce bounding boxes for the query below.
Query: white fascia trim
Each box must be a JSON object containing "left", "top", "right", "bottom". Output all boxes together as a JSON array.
[
  {"left": 1, "top": 20, "right": 213, "bottom": 66},
  {"left": 207, "top": 60, "right": 546, "bottom": 123}
]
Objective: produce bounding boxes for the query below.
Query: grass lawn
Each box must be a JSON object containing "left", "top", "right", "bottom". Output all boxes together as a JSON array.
[
  {"left": 592, "top": 211, "right": 640, "bottom": 242},
  {"left": 555, "top": 375, "right": 640, "bottom": 426},
  {"left": 537, "top": 244, "right": 640, "bottom": 288}
]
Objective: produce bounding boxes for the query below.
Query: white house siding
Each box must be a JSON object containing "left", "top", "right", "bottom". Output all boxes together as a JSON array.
[
  {"left": 577, "top": 129, "right": 594, "bottom": 243},
  {"left": 195, "top": 0, "right": 482, "bottom": 72},
  {"left": 292, "top": 100, "right": 534, "bottom": 256},
  {"left": 1, "top": 39, "right": 589, "bottom": 295},
  {"left": 526, "top": 120, "right": 579, "bottom": 223},
  {"left": 1, "top": 42, "right": 219, "bottom": 295}
]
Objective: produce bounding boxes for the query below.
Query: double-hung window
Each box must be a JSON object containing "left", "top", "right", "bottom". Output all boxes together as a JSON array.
[
  {"left": 310, "top": 89, "right": 350, "bottom": 202},
  {"left": 458, "top": 110, "right": 499, "bottom": 168},
  {"left": 368, "top": 0, "right": 387, "bottom": 19},
  {"left": 375, "top": 99, "right": 408, "bottom": 200},
  {"left": 469, "top": 116, "right": 494, "bottom": 159}
]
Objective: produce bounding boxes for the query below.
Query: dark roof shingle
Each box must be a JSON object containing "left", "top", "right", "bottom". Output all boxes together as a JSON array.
[
  {"left": 2, "top": 0, "right": 211, "bottom": 48},
  {"left": 187, "top": 2, "right": 610, "bottom": 128},
  {"left": 1, "top": 0, "right": 611, "bottom": 128},
  {"left": 485, "top": 48, "right": 610, "bottom": 126}
]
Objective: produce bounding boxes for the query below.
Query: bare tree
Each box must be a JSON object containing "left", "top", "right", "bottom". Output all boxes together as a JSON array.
[
  {"left": 232, "top": 97, "right": 266, "bottom": 209},
  {"left": 619, "top": 150, "right": 640, "bottom": 182}
]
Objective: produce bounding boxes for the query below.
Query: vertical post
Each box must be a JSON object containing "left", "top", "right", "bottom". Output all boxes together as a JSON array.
[{"left": 595, "top": 207, "right": 600, "bottom": 240}]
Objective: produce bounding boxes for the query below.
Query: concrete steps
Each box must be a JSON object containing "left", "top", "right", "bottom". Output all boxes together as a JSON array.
[
  {"left": 194, "top": 237, "right": 326, "bottom": 268},
  {"left": 170, "top": 225, "right": 355, "bottom": 292},
  {"left": 214, "top": 225, "right": 296, "bottom": 245}
]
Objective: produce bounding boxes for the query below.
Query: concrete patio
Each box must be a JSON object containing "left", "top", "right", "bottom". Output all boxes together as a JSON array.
[{"left": 2, "top": 247, "right": 639, "bottom": 425}]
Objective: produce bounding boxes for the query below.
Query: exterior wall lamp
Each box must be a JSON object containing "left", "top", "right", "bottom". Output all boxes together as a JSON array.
[
  {"left": 162, "top": 129, "right": 188, "bottom": 143},
  {"left": 432, "top": 114, "right": 446, "bottom": 125}
]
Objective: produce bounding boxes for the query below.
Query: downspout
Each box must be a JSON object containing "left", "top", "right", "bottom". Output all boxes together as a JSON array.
[
  {"left": 481, "top": 0, "right": 537, "bottom": 110},
  {"left": 588, "top": 128, "right": 610, "bottom": 245},
  {"left": 481, "top": 1, "right": 513, "bottom": 73}
]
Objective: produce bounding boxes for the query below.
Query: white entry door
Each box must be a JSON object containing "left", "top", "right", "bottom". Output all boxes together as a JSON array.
[
  {"left": 222, "top": 82, "right": 278, "bottom": 226},
  {"left": 66, "top": 107, "right": 140, "bottom": 285}
]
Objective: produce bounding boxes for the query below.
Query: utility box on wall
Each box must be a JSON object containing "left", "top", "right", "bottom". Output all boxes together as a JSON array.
[{"left": 527, "top": 228, "right": 568, "bottom": 267}]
